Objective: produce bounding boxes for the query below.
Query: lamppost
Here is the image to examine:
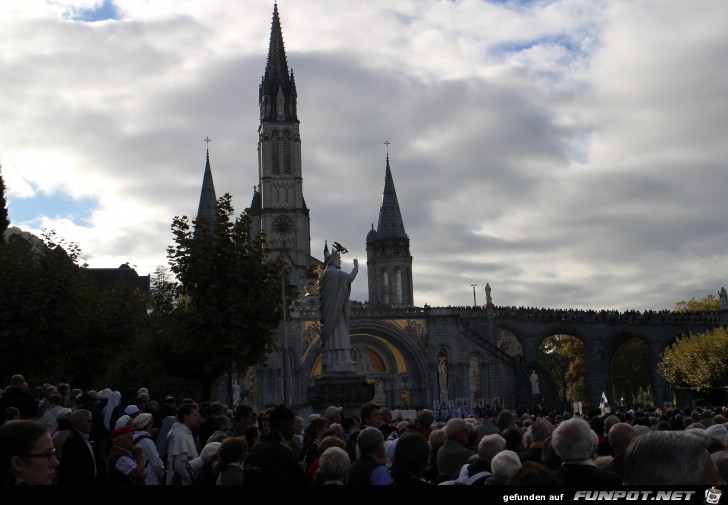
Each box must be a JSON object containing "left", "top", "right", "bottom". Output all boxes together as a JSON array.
[
  {"left": 281, "top": 259, "right": 289, "bottom": 407},
  {"left": 471, "top": 284, "right": 477, "bottom": 307}
]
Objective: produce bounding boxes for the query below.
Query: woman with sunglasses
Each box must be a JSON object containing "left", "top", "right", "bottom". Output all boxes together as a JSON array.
[{"left": 0, "top": 419, "right": 59, "bottom": 485}]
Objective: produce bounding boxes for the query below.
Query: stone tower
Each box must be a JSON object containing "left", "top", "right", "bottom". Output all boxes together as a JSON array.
[
  {"left": 366, "top": 153, "right": 414, "bottom": 306},
  {"left": 248, "top": 4, "right": 317, "bottom": 292}
]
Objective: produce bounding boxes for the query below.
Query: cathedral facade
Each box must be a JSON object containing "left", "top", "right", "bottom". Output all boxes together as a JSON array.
[{"left": 204, "top": 5, "right": 727, "bottom": 415}]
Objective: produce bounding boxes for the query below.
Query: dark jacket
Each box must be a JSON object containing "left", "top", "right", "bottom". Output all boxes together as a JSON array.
[
  {"left": 555, "top": 463, "right": 622, "bottom": 487},
  {"left": 58, "top": 429, "right": 99, "bottom": 485},
  {"left": 245, "top": 431, "right": 309, "bottom": 486}
]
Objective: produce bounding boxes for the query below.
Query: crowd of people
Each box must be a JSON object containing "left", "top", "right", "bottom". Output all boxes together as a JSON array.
[{"left": 1, "top": 372, "right": 726, "bottom": 486}]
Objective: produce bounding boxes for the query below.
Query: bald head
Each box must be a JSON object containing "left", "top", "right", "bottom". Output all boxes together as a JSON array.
[{"left": 609, "top": 422, "right": 637, "bottom": 455}]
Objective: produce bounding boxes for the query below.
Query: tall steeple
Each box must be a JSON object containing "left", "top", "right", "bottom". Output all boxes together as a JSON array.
[
  {"left": 196, "top": 137, "right": 217, "bottom": 232},
  {"left": 366, "top": 146, "right": 413, "bottom": 306},
  {"left": 249, "top": 4, "right": 313, "bottom": 292},
  {"left": 259, "top": 2, "right": 298, "bottom": 123}
]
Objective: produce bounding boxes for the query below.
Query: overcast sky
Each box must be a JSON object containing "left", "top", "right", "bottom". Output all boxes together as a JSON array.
[{"left": 2, "top": 0, "right": 727, "bottom": 311}]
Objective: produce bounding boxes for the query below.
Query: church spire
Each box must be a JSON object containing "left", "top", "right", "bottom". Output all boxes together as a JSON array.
[
  {"left": 376, "top": 149, "right": 407, "bottom": 239},
  {"left": 366, "top": 142, "right": 413, "bottom": 306},
  {"left": 196, "top": 136, "right": 217, "bottom": 231},
  {"left": 259, "top": 3, "right": 297, "bottom": 122}
]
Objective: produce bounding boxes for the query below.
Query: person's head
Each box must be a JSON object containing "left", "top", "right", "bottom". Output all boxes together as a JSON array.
[
  {"left": 317, "top": 435, "right": 347, "bottom": 456},
  {"left": 477, "top": 434, "right": 507, "bottom": 468},
  {"left": 417, "top": 409, "right": 435, "bottom": 428},
  {"left": 213, "top": 415, "right": 231, "bottom": 433},
  {"left": 306, "top": 416, "right": 330, "bottom": 441},
  {"left": 501, "top": 426, "right": 524, "bottom": 452},
  {"left": 232, "top": 404, "right": 256, "bottom": 428},
  {"left": 490, "top": 450, "right": 521, "bottom": 479},
  {"left": 357, "top": 427, "right": 385, "bottom": 459},
  {"left": 552, "top": 417, "right": 597, "bottom": 462},
  {"left": 623, "top": 431, "right": 721, "bottom": 485},
  {"left": 608, "top": 422, "right": 637, "bottom": 456},
  {"left": 318, "top": 447, "right": 350, "bottom": 483},
  {"left": 391, "top": 431, "right": 430, "bottom": 479},
  {"left": 133, "top": 413, "right": 154, "bottom": 433},
  {"left": 324, "top": 406, "right": 343, "bottom": 424},
  {"left": 70, "top": 409, "right": 93, "bottom": 434},
  {"left": 112, "top": 426, "right": 134, "bottom": 449},
  {"left": 9, "top": 374, "right": 27, "bottom": 390},
  {"left": 268, "top": 405, "right": 296, "bottom": 441},
  {"left": 530, "top": 419, "right": 554, "bottom": 443},
  {"left": 428, "top": 428, "right": 447, "bottom": 450},
  {"left": 496, "top": 410, "right": 516, "bottom": 431},
  {"left": 214, "top": 436, "right": 248, "bottom": 472},
  {"left": 242, "top": 426, "right": 260, "bottom": 449},
  {"left": 445, "top": 418, "right": 470, "bottom": 446},
  {"left": 360, "top": 402, "right": 382, "bottom": 427},
  {"left": 0, "top": 420, "right": 58, "bottom": 485},
  {"left": 208, "top": 402, "right": 225, "bottom": 418},
  {"left": 177, "top": 403, "right": 200, "bottom": 429},
  {"left": 3, "top": 407, "right": 20, "bottom": 424},
  {"left": 379, "top": 407, "right": 393, "bottom": 424}
]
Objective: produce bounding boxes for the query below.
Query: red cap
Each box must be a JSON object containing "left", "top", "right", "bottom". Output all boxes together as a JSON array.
[{"left": 110, "top": 425, "right": 134, "bottom": 439}]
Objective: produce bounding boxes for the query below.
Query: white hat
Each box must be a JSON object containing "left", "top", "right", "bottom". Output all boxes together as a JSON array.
[
  {"left": 124, "top": 404, "right": 141, "bottom": 417},
  {"left": 188, "top": 442, "right": 221, "bottom": 473},
  {"left": 115, "top": 415, "right": 132, "bottom": 430},
  {"left": 133, "top": 412, "right": 153, "bottom": 431}
]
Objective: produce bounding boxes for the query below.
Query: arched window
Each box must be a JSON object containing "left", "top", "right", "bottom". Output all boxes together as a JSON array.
[
  {"left": 393, "top": 267, "right": 403, "bottom": 305},
  {"left": 381, "top": 268, "right": 390, "bottom": 304},
  {"left": 271, "top": 130, "right": 280, "bottom": 175}
]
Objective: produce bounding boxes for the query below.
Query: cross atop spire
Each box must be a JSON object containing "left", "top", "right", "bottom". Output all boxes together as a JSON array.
[
  {"left": 204, "top": 135, "right": 212, "bottom": 159},
  {"left": 384, "top": 139, "right": 390, "bottom": 159}
]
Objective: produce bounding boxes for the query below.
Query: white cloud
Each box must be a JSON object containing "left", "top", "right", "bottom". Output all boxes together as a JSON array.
[{"left": 1, "top": 0, "right": 727, "bottom": 311}]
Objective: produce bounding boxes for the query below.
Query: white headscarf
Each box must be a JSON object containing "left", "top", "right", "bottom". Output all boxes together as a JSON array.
[{"left": 103, "top": 390, "right": 122, "bottom": 431}]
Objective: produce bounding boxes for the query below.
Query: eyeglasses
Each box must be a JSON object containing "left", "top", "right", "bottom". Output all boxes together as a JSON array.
[{"left": 26, "top": 448, "right": 57, "bottom": 461}]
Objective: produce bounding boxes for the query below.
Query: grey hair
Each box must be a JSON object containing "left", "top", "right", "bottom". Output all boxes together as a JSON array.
[
  {"left": 444, "top": 418, "right": 468, "bottom": 439},
  {"left": 357, "top": 426, "right": 384, "bottom": 455},
  {"left": 530, "top": 419, "right": 554, "bottom": 443},
  {"left": 552, "top": 417, "right": 597, "bottom": 462},
  {"left": 624, "top": 431, "right": 716, "bottom": 485},
  {"left": 71, "top": 408, "right": 92, "bottom": 427},
  {"left": 318, "top": 447, "right": 350, "bottom": 481},
  {"left": 490, "top": 450, "right": 521, "bottom": 478},
  {"left": 428, "top": 428, "right": 447, "bottom": 449},
  {"left": 477, "top": 434, "right": 506, "bottom": 464}
]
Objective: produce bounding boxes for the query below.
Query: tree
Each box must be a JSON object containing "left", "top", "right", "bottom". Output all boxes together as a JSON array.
[
  {"left": 658, "top": 327, "right": 728, "bottom": 394},
  {"left": 166, "top": 193, "right": 288, "bottom": 401},
  {"left": 674, "top": 294, "right": 720, "bottom": 312},
  {"left": 538, "top": 334, "right": 589, "bottom": 403},
  {"left": 0, "top": 163, "right": 9, "bottom": 243},
  {"left": 0, "top": 229, "right": 148, "bottom": 388},
  {"left": 611, "top": 337, "right": 652, "bottom": 405}
]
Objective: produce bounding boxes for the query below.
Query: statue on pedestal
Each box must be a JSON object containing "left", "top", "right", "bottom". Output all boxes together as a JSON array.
[
  {"left": 530, "top": 371, "right": 539, "bottom": 395},
  {"left": 318, "top": 242, "right": 358, "bottom": 373}
]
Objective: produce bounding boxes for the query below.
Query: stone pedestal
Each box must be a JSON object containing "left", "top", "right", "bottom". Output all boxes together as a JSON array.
[{"left": 307, "top": 372, "right": 375, "bottom": 417}]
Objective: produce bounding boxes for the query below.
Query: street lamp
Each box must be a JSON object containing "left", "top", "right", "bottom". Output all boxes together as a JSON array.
[{"left": 471, "top": 284, "right": 477, "bottom": 307}]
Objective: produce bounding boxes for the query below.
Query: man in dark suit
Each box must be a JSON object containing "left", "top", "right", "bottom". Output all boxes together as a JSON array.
[
  {"left": 0, "top": 374, "right": 38, "bottom": 419},
  {"left": 552, "top": 417, "right": 621, "bottom": 486},
  {"left": 58, "top": 409, "right": 101, "bottom": 485}
]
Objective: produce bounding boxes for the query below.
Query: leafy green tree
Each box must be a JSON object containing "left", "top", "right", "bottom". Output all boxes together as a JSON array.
[
  {"left": 658, "top": 327, "right": 728, "bottom": 393},
  {"left": 0, "top": 163, "right": 9, "bottom": 242},
  {"left": 674, "top": 294, "right": 720, "bottom": 312},
  {"left": 611, "top": 337, "right": 652, "bottom": 404},
  {"left": 538, "top": 334, "right": 589, "bottom": 403},
  {"left": 166, "top": 193, "right": 287, "bottom": 401},
  {"left": 0, "top": 229, "right": 148, "bottom": 388}
]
